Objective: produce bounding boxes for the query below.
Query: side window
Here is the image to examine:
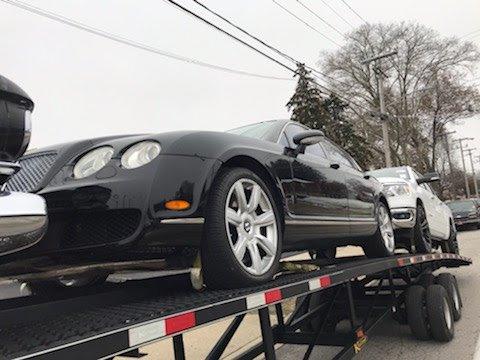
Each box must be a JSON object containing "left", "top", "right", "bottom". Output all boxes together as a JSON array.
[
  {"left": 320, "top": 139, "right": 355, "bottom": 168},
  {"left": 279, "top": 132, "right": 290, "bottom": 148},
  {"left": 305, "top": 144, "right": 328, "bottom": 158}
]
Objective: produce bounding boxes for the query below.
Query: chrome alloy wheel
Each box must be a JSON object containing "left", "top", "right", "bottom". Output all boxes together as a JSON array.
[
  {"left": 225, "top": 178, "right": 278, "bottom": 276},
  {"left": 378, "top": 205, "right": 395, "bottom": 252}
]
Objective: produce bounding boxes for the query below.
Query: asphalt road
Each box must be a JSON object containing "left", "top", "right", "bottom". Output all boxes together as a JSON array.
[{"left": 277, "top": 229, "right": 480, "bottom": 360}]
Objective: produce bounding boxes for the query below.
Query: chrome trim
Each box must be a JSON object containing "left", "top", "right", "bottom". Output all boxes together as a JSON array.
[
  {"left": 288, "top": 213, "right": 375, "bottom": 222},
  {"left": 0, "top": 191, "right": 47, "bottom": 217},
  {"left": 161, "top": 218, "right": 204, "bottom": 225},
  {"left": 0, "top": 161, "right": 20, "bottom": 176},
  {"left": 0, "top": 191, "right": 48, "bottom": 256},
  {"left": 285, "top": 219, "right": 376, "bottom": 226}
]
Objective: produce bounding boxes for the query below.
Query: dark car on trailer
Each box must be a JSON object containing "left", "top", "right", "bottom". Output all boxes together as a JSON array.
[
  {"left": 447, "top": 199, "right": 480, "bottom": 230},
  {"left": 3, "top": 119, "right": 397, "bottom": 289},
  {"left": 0, "top": 75, "right": 47, "bottom": 258}
]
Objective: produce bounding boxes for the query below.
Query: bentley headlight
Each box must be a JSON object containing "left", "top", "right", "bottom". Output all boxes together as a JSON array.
[
  {"left": 121, "top": 141, "right": 161, "bottom": 169},
  {"left": 73, "top": 146, "right": 114, "bottom": 179},
  {"left": 384, "top": 183, "right": 412, "bottom": 197}
]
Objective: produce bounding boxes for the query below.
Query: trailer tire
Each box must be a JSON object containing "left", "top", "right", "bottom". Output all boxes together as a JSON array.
[
  {"left": 295, "top": 290, "right": 337, "bottom": 333},
  {"left": 426, "top": 285, "right": 454, "bottom": 342},
  {"left": 417, "top": 273, "right": 436, "bottom": 288},
  {"left": 436, "top": 273, "right": 462, "bottom": 321},
  {"left": 405, "top": 285, "right": 430, "bottom": 340}
]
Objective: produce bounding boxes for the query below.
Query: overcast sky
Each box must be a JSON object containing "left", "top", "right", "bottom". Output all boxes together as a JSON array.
[{"left": 1, "top": 0, "right": 479, "bottom": 160}]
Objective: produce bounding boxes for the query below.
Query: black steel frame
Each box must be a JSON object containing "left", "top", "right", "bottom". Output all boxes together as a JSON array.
[{"left": 0, "top": 253, "right": 471, "bottom": 360}]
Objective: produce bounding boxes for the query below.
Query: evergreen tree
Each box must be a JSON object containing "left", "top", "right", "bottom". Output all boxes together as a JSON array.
[
  {"left": 286, "top": 63, "right": 373, "bottom": 168},
  {"left": 286, "top": 63, "right": 327, "bottom": 129},
  {"left": 322, "top": 95, "right": 373, "bottom": 168}
]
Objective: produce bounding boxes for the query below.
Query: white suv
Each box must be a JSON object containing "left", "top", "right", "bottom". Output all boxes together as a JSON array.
[{"left": 368, "top": 166, "right": 458, "bottom": 254}]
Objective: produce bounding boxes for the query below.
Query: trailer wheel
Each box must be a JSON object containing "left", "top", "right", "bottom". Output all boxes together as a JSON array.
[
  {"left": 405, "top": 285, "right": 430, "bottom": 340},
  {"left": 426, "top": 284, "right": 455, "bottom": 342},
  {"left": 295, "top": 290, "right": 337, "bottom": 333},
  {"left": 417, "top": 273, "right": 436, "bottom": 288},
  {"left": 436, "top": 273, "right": 462, "bottom": 321}
]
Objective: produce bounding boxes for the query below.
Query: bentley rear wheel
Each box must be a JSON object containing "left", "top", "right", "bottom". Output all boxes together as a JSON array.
[
  {"left": 202, "top": 167, "right": 282, "bottom": 289},
  {"left": 362, "top": 202, "right": 395, "bottom": 257}
]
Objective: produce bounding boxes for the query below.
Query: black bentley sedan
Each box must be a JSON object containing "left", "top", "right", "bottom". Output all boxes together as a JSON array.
[{"left": 3, "top": 120, "right": 395, "bottom": 288}]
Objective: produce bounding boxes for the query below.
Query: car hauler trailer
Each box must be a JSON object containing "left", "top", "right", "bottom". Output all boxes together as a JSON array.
[{"left": 0, "top": 253, "right": 471, "bottom": 360}]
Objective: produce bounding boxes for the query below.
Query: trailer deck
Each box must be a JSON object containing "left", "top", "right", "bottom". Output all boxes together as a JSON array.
[{"left": 0, "top": 252, "right": 471, "bottom": 360}]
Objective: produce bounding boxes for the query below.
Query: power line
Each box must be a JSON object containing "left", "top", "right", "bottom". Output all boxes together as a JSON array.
[
  {"left": 0, "top": 0, "right": 292, "bottom": 81},
  {"left": 271, "top": 0, "right": 342, "bottom": 47},
  {"left": 295, "top": 0, "right": 345, "bottom": 38},
  {"left": 191, "top": 0, "right": 297, "bottom": 64},
  {"left": 3, "top": 0, "right": 371, "bottom": 113},
  {"left": 318, "top": 0, "right": 354, "bottom": 28},
  {"left": 339, "top": 0, "right": 368, "bottom": 24},
  {"left": 162, "top": 0, "right": 295, "bottom": 73},
  {"left": 459, "top": 27, "right": 480, "bottom": 39},
  {"left": 189, "top": 0, "right": 360, "bottom": 103}
]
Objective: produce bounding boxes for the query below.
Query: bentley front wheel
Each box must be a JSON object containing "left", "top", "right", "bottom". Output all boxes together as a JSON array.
[{"left": 202, "top": 168, "right": 282, "bottom": 289}]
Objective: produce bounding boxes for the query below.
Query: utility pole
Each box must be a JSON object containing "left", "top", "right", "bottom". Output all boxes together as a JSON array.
[
  {"left": 440, "top": 130, "right": 456, "bottom": 174},
  {"left": 454, "top": 137, "right": 474, "bottom": 198},
  {"left": 464, "top": 148, "right": 479, "bottom": 198},
  {"left": 362, "top": 50, "right": 397, "bottom": 168}
]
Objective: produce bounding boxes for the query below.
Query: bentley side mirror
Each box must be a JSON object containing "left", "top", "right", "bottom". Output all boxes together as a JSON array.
[
  {"left": 417, "top": 172, "right": 440, "bottom": 185},
  {"left": 291, "top": 130, "right": 324, "bottom": 155}
]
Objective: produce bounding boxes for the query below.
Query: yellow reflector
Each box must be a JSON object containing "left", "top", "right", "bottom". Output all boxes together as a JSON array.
[{"left": 165, "top": 200, "right": 191, "bottom": 211}]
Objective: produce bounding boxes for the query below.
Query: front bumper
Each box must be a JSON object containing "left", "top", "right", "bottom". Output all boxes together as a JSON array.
[
  {"left": 0, "top": 191, "right": 47, "bottom": 256},
  {"left": 454, "top": 218, "right": 479, "bottom": 227},
  {"left": 390, "top": 207, "right": 416, "bottom": 229}
]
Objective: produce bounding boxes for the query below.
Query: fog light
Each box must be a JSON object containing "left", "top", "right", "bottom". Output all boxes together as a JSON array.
[
  {"left": 392, "top": 211, "right": 412, "bottom": 220},
  {"left": 165, "top": 200, "right": 191, "bottom": 211}
]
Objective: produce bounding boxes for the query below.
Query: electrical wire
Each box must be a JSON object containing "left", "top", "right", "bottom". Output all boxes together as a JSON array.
[
  {"left": 163, "top": 0, "right": 296, "bottom": 73},
  {"left": 0, "top": 0, "right": 293, "bottom": 80},
  {"left": 295, "top": 0, "right": 345, "bottom": 38},
  {"left": 339, "top": 0, "right": 368, "bottom": 24},
  {"left": 318, "top": 0, "right": 354, "bottom": 28},
  {"left": 2, "top": 0, "right": 371, "bottom": 113},
  {"left": 189, "top": 0, "right": 365, "bottom": 108},
  {"left": 271, "top": 0, "right": 342, "bottom": 47},
  {"left": 459, "top": 27, "right": 480, "bottom": 39}
]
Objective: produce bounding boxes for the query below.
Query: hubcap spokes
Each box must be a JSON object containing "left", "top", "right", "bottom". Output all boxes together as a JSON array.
[
  {"left": 225, "top": 179, "right": 277, "bottom": 276},
  {"left": 378, "top": 206, "right": 395, "bottom": 252}
]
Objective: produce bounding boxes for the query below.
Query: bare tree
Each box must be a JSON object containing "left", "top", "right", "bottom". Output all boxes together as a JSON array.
[{"left": 320, "top": 22, "right": 480, "bottom": 170}]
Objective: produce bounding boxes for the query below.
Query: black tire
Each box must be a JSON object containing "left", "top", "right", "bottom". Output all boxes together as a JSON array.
[
  {"left": 362, "top": 202, "right": 395, "bottom": 258},
  {"left": 426, "top": 284, "right": 455, "bottom": 342},
  {"left": 405, "top": 285, "right": 430, "bottom": 340},
  {"left": 436, "top": 273, "right": 462, "bottom": 321},
  {"left": 201, "top": 167, "right": 282, "bottom": 289},
  {"left": 414, "top": 205, "right": 432, "bottom": 253},
  {"left": 417, "top": 273, "right": 436, "bottom": 288},
  {"left": 309, "top": 248, "right": 337, "bottom": 260},
  {"left": 441, "top": 222, "right": 460, "bottom": 255},
  {"left": 295, "top": 290, "right": 338, "bottom": 333}
]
